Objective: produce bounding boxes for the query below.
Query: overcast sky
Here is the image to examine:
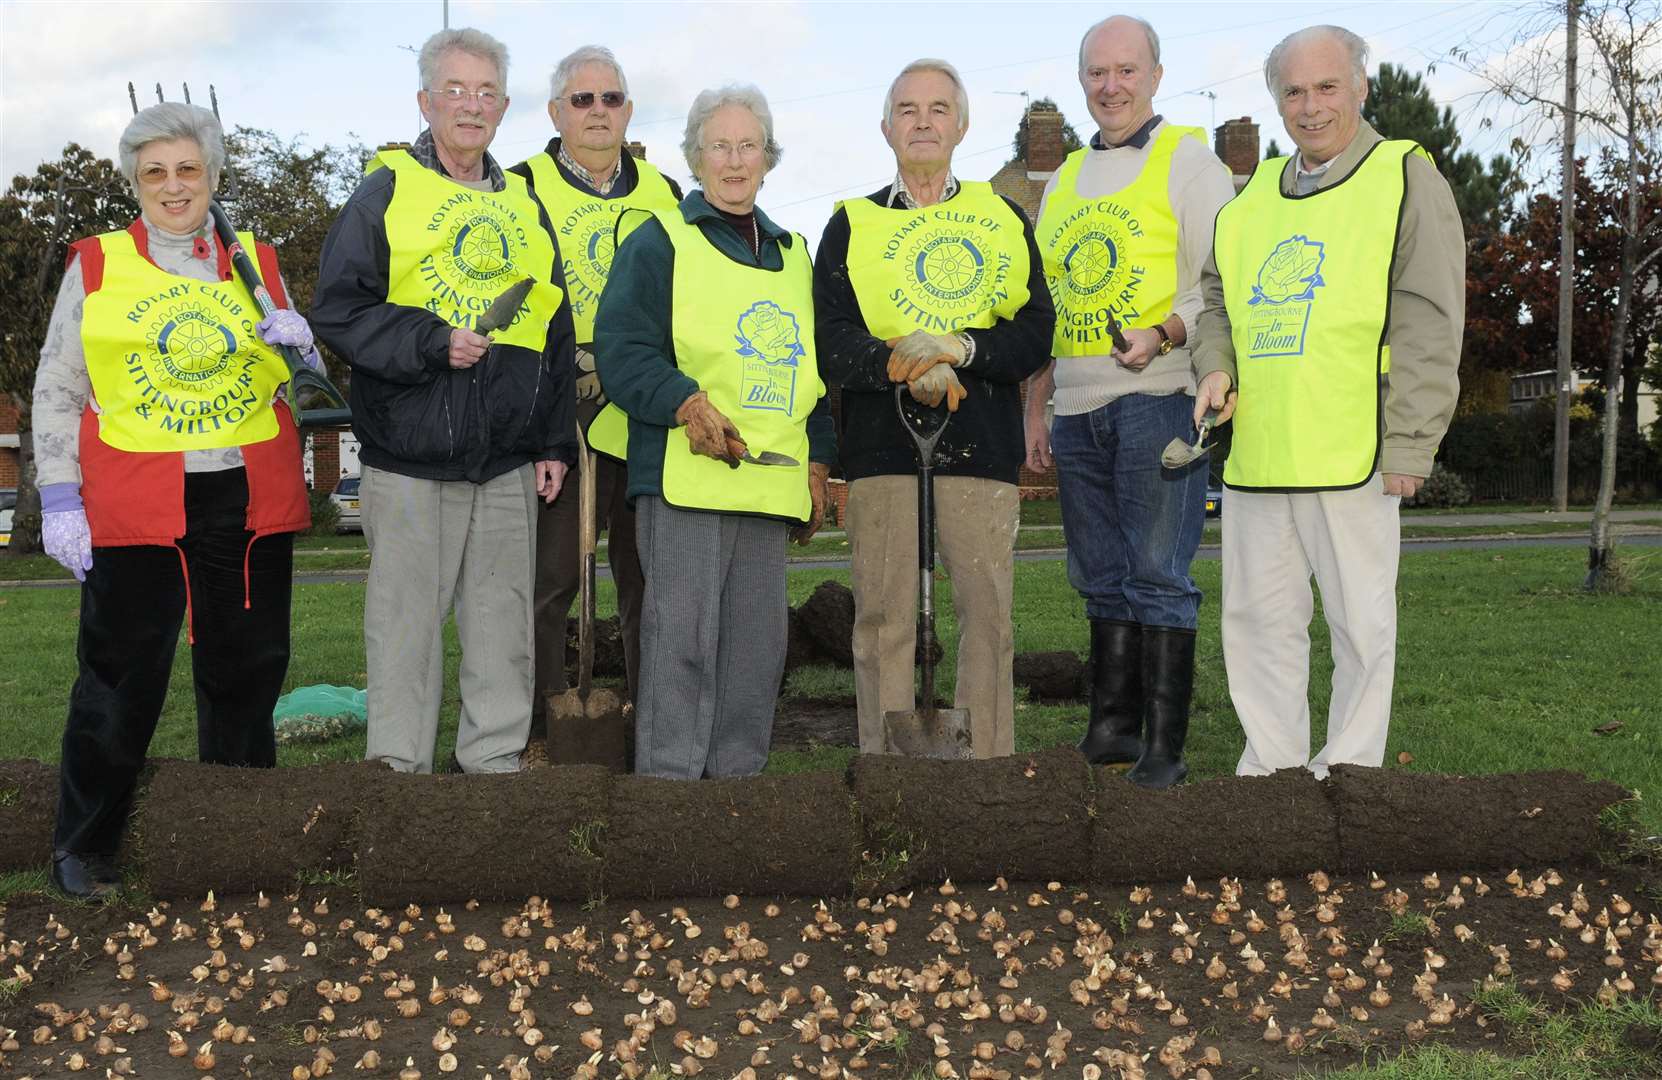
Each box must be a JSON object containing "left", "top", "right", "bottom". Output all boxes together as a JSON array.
[{"left": 3, "top": 0, "right": 1566, "bottom": 246}]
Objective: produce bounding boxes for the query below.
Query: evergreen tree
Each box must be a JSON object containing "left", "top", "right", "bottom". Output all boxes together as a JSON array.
[{"left": 1362, "top": 63, "right": 1519, "bottom": 234}]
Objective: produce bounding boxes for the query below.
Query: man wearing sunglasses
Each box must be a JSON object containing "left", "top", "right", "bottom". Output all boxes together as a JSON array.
[{"left": 510, "top": 46, "right": 683, "bottom": 738}]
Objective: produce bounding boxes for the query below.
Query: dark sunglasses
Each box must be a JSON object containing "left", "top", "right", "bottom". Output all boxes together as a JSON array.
[{"left": 567, "top": 91, "right": 627, "bottom": 109}]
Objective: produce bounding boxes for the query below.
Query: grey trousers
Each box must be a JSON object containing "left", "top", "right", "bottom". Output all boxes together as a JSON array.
[
  {"left": 634, "top": 495, "right": 788, "bottom": 779},
  {"left": 361, "top": 463, "right": 538, "bottom": 774}
]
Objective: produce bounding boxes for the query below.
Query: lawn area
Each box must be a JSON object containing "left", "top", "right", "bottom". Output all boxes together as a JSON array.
[{"left": 1, "top": 545, "right": 1657, "bottom": 833}]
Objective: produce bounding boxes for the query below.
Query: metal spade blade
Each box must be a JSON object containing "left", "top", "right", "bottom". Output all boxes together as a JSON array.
[
  {"left": 477, "top": 276, "right": 535, "bottom": 336},
  {"left": 740, "top": 450, "right": 800, "bottom": 467},
  {"left": 1160, "top": 410, "right": 1220, "bottom": 470}
]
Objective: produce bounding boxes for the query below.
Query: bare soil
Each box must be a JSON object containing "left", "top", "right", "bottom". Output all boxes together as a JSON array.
[{"left": 4, "top": 863, "right": 1658, "bottom": 1079}]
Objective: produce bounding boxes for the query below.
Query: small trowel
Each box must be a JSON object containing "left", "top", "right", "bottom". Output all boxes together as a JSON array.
[
  {"left": 722, "top": 434, "right": 799, "bottom": 468},
  {"left": 1160, "top": 409, "right": 1220, "bottom": 470},
  {"left": 477, "top": 276, "right": 536, "bottom": 336}
]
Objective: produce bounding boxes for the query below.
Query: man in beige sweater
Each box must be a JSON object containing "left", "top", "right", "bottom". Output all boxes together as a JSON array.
[
  {"left": 1025, "top": 15, "right": 1236, "bottom": 788},
  {"left": 1192, "top": 25, "right": 1465, "bottom": 778}
]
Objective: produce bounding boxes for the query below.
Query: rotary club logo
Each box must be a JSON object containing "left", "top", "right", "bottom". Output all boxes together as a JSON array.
[
  {"left": 1061, "top": 231, "right": 1118, "bottom": 297},
  {"left": 914, "top": 234, "right": 986, "bottom": 303},
  {"left": 154, "top": 305, "right": 236, "bottom": 383},
  {"left": 449, "top": 216, "right": 513, "bottom": 282}
]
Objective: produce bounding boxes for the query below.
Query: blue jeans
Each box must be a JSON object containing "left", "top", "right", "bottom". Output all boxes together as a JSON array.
[{"left": 1052, "top": 392, "right": 1208, "bottom": 629}]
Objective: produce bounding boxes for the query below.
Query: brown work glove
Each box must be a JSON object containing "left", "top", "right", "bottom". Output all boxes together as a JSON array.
[
  {"left": 908, "top": 363, "right": 968, "bottom": 412},
  {"left": 792, "top": 462, "right": 833, "bottom": 545},
  {"left": 675, "top": 390, "right": 744, "bottom": 466},
  {"left": 885, "top": 330, "right": 967, "bottom": 382}
]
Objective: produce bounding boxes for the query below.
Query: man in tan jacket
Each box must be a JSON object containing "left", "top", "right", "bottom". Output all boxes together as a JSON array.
[{"left": 1192, "top": 24, "right": 1464, "bottom": 777}]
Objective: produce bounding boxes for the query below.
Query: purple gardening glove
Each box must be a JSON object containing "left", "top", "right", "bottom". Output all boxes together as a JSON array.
[
  {"left": 40, "top": 482, "right": 93, "bottom": 583},
  {"left": 257, "top": 309, "right": 323, "bottom": 371}
]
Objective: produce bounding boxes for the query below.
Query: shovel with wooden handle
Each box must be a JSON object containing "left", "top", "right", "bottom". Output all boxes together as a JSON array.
[
  {"left": 882, "top": 384, "right": 973, "bottom": 759},
  {"left": 547, "top": 419, "right": 630, "bottom": 770}
]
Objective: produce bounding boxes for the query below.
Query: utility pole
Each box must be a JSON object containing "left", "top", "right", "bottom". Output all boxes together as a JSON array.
[{"left": 1553, "top": 0, "right": 1579, "bottom": 513}]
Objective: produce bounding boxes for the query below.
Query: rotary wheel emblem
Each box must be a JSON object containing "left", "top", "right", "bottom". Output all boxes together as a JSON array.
[
  {"left": 1065, "top": 236, "right": 1116, "bottom": 292},
  {"left": 923, "top": 241, "right": 977, "bottom": 291},
  {"left": 453, "top": 220, "right": 511, "bottom": 277},
  {"left": 168, "top": 320, "right": 226, "bottom": 371}
]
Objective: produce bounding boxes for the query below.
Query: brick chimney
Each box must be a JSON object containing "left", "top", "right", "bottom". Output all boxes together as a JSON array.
[
  {"left": 1025, "top": 105, "right": 1067, "bottom": 173},
  {"left": 1214, "top": 117, "right": 1261, "bottom": 179}
]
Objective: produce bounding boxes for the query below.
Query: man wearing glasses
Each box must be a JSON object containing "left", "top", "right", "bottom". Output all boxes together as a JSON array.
[
  {"left": 312, "top": 27, "right": 577, "bottom": 774},
  {"left": 510, "top": 46, "right": 683, "bottom": 736}
]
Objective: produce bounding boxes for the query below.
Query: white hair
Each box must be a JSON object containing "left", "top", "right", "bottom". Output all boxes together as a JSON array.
[
  {"left": 1264, "top": 25, "right": 1369, "bottom": 94},
  {"left": 550, "top": 44, "right": 628, "bottom": 102},
  {"left": 1077, "top": 15, "right": 1162, "bottom": 71},
  {"left": 681, "top": 84, "right": 783, "bottom": 179},
  {"left": 883, "top": 58, "right": 970, "bottom": 131},
  {"left": 418, "top": 27, "right": 508, "bottom": 90},
  {"left": 118, "top": 102, "right": 225, "bottom": 195}
]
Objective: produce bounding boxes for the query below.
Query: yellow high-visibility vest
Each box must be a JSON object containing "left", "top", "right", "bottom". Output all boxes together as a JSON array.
[
  {"left": 1037, "top": 125, "right": 1204, "bottom": 356},
  {"left": 601, "top": 208, "right": 822, "bottom": 521},
  {"left": 81, "top": 229, "right": 288, "bottom": 452},
  {"left": 1214, "top": 140, "right": 1428, "bottom": 490},
  {"left": 521, "top": 152, "right": 679, "bottom": 343},
  {"left": 841, "top": 182, "right": 1031, "bottom": 338},
  {"left": 367, "top": 148, "right": 564, "bottom": 353}
]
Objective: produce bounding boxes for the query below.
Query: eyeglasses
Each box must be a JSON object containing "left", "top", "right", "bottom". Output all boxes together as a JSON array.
[
  {"left": 566, "top": 91, "right": 627, "bottom": 110},
  {"left": 137, "top": 162, "right": 206, "bottom": 185},
  {"left": 703, "top": 140, "right": 764, "bottom": 160},
  {"left": 428, "top": 86, "right": 504, "bottom": 108}
]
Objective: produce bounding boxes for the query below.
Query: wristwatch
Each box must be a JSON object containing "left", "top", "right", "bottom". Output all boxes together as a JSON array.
[{"left": 1153, "top": 324, "right": 1176, "bottom": 356}]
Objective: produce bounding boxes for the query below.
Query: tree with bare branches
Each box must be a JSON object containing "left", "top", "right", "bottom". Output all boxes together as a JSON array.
[{"left": 1453, "top": 0, "right": 1661, "bottom": 588}]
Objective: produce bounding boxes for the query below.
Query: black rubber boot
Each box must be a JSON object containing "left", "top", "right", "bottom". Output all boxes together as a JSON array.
[
  {"left": 50, "top": 850, "right": 119, "bottom": 900},
  {"left": 1127, "top": 626, "right": 1197, "bottom": 789},
  {"left": 1077, "top": 618, "right": 1143, "bottom": 765}
]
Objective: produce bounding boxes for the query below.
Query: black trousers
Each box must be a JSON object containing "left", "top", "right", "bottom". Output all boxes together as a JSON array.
[{"left": 53, "top": 469, "right": 294, "bottom": 855}]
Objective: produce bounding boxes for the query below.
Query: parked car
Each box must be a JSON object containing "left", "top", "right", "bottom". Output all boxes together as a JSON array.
[
  {"left": 0, "top": 488, "right": 14, "bottom": 546},
  {"left": 1205, "top": 484, "right": 1223, "bottom": 518},
  {"left": 330, "top": 475, "right": 361, "bottom": 533}
]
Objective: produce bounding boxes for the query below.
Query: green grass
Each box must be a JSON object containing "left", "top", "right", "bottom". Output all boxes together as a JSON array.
[
  {"left": 5, "top": 546, "right": 1656, "bottom": 835},
  {"left": 1307, "top": 987, "right": 1662, "bottom": 1078}
]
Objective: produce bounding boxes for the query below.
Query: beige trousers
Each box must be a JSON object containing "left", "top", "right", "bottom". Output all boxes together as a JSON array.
[
  {"left": 361, "top": 463, "right": 538, "bottom": 775},
  {"left": 1221, "top": 474, "right": 1401, "bottom": 779},
  {"left": 847, "top": 474, "right": 1019, "bottom": 758}
]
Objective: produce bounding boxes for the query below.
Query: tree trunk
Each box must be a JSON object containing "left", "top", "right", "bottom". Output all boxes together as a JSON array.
[
  {"left": 6, "top": 393, "right": 42, "bottom": 556},
  {"left": 1586, "top": 108, "right": 1640, "bottom": 591},
  {"left": 1554, "top": 0, "right": 1580, "bottom": 514}
]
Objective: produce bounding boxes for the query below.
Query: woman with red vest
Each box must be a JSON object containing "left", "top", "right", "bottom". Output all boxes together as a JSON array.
[{"left": 31, "top": 103, "right": 315, "bottom": 898}]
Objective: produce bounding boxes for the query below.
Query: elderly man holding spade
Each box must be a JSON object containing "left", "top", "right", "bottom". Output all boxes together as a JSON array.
[
  {"left": 814, "top": 59, "right": 1054, "bottom": 760},
  {"left": 510, "top": 45, "right": 684, "bottom": 738},
  {"left": 1192, "top": 25, "right": 1464, "bottom": 778},
  {"left": 312, "top": 27, "right": 577, "bottom": 774}
]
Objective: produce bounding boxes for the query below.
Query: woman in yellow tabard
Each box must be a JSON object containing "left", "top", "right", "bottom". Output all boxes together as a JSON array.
[
  {"left": 594, "top": 85, "right": 837, "bottom": 780},
  {"left": 31, "top": 103, "right": 314, "bottom": 898}
]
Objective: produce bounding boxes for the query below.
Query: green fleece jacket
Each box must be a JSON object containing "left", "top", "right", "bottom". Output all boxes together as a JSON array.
[{"left": 593, "top": 190, "right": 837, "bottom": 508}]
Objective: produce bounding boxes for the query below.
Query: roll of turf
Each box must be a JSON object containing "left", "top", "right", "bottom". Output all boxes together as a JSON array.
[
  {"left": 358, "top": 765, "right": 611, "bottom": 904},
  {"left": 603, "top": 771, "right": 856, "bottom": 898},
  {"left": 136, "top": 760, "right": 386, "bottom": 898},
  {"left": 1091, "top": 768, "right": 1340, "bottom": 884},
  {"left": 850, "top": 746, "right": 1094, "bottom": 892},
  {"left": 1329, "top": 766, "right": 1632, "bottom": 872}
]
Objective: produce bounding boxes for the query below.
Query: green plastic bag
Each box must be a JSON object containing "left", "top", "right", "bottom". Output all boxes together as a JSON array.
[{"left": 272, "top": 685, "right": 367, "bottom": 744}]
